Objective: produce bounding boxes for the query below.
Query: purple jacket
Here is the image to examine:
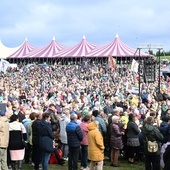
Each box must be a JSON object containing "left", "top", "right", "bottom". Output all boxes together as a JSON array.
[{"left": 110, "top": 123, "right": 123, "bottom": 149}]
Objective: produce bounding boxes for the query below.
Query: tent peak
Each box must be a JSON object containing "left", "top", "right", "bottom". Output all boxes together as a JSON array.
[
  {"left": 115, "top": 34, "right": 119, "bottom": 38},
  {"left": 52, "top": 36, "right": 55, "bottom": 40},
  {"left": 25, "top": 37, "right": 28, "bottom": 41},
  {"left": 82, "top": 35, "right": 86, "bottom": 39}
]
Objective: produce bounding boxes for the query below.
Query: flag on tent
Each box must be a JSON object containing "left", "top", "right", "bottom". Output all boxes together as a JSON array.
[
  {"left": 108, "top": 56, "right": 116, "bottom": 70},
  {"left": 0, "top": 59, "right": 10, "bottom": 73},
  {"left": 131, "top": 59, "right": 139, "bottom": 73}
]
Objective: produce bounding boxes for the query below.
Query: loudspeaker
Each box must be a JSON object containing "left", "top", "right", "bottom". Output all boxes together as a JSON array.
[{"left": 144, "top": 60, "right": 156, "bottom": 83}]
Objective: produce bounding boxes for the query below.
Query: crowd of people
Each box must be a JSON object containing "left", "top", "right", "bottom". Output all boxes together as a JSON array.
[{"left": 0, "top": 61, "right": 170, "bottom": 170}]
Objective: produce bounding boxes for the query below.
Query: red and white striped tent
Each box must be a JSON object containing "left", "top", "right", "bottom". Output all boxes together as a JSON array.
[
  {"left": 23, "top": 37, "right": 65, "bottom": 58},
  {"left": 7, "top": 38, "right": 37, "bottom": 59},
  {"left": 53, "top": 35, "right": 97, "bottom": 58},
  {"left": 87, "top": 34, "right": 150, "bottom": 57}
]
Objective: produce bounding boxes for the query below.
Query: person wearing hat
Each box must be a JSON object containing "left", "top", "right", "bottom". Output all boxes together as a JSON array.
[
  {"left": 81, "top": 108, "right": 88, "bottom": 117},
  {"left": 110, "top": 116, "right": 124, "bottom": 167},
  {"left": 0, "top": 111, "right": 9, "bottom": 170}
]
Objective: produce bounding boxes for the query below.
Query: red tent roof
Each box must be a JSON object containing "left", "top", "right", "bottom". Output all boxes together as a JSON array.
[
  {"left": 7, "top": 38, "right": 37, "bottom": 58},
  {"left": 53, "top": 35, "right": 97, "bottom": 58},
  {"left": 87, "top": 34, "right": 150, "bottom": 57},
  {"left": 23, "top": 37, "right": 65, "bottom": 58}
]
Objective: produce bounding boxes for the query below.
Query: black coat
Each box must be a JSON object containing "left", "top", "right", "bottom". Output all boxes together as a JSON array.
[
  {"left": 32, "top": 119, "right": 41, "bottom": 146},
  {"left": 9, "top": 131, "right": 25, "bottom": 150},
  {"left": 163, "top": 145, "right": 170, "bottom": 170},
  {"left": 126, "top": 121, "right": 140, "bottom": 138}
]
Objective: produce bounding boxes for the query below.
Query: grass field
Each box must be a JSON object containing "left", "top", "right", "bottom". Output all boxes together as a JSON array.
[
  {"left": 160, "top": 56, "right": 170, "bottom": 60},
  {"left": 22, "top": 159, "right": 145, "bottom": 170}
]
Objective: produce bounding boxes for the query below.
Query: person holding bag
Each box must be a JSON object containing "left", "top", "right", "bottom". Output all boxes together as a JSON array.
[
  {"left": 141, "top": 116, "right": 163, "bottom": 170},
  {"left": 39, "top": 112, "right": 54, "bottom": 170}
]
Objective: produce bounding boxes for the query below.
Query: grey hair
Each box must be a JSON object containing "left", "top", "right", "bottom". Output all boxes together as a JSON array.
[{"left": 70, "top": 113, "right": 78, "bottom": 120}]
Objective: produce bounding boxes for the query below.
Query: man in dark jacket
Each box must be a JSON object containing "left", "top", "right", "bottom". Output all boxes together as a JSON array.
[
  {"left": 66, "top": 113, "right": 83, "bottom": 170},
  {"left": 18, "top": 106, "right": 26, "bottom": 122},
  {"left": 32, "top": 113, "right": 42, "bottom": 170},
  {"left": 47, "top": 103, "right": 60, "bottom": 132},
  {"left": 141, "top": 116, "right": 163, "bottom": 170},
  {"left": 103, "top": 100, "right": 114, "bottom": 116}
]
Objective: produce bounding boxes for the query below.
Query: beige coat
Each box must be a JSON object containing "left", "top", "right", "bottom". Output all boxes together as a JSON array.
[{"left": 0, "top": 116, "right": 9, "bottom": 148}]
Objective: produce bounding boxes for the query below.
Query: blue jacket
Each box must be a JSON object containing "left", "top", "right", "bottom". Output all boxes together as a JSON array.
[{"left": 66, "top": 121, "right": 83, "bottom": 148}]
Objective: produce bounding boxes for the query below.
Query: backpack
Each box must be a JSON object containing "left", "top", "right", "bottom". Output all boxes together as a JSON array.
[
  {"left": 147, "top": 140, "right": 158, "bottom": 153},
  {"left": 145, "top": 129, "right": 159, "bottom": 153}
]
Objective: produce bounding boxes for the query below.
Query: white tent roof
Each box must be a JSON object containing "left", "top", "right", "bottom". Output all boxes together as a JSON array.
[{"left": 0, "top": 40, "right": 21, "bottom": 59}]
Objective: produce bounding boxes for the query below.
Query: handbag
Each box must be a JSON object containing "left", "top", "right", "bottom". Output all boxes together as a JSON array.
[
  {"left": 146, "top": 136, "right": 158, "bottom": 153},
  {"left": 39, "top": 136, "right": 54, "bottom": 153}
]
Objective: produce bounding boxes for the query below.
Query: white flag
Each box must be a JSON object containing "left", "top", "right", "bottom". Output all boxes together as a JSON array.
[
  {"left": 0, "top": 59, "right": 10, "bottom": 73},
  {"left": 131, "top": 59, "right": 139, "bottom": 73}
]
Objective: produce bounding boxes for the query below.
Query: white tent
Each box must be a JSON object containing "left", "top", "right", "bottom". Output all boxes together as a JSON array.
[{"left": 0, "top": 40, "right": 21, "bottom": 59}]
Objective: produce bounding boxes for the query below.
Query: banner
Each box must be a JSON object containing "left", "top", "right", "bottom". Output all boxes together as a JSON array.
[
  {"left": 0, "top": 59, "right": 10, "bottom": 73},
  {"left": 131, "top": 59, "right": 139, "bottom": 73}
]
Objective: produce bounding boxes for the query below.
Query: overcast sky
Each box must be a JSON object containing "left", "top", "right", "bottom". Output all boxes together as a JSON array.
[{"left": 0, "top": 0, "right": 170, "bottom": 51}]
